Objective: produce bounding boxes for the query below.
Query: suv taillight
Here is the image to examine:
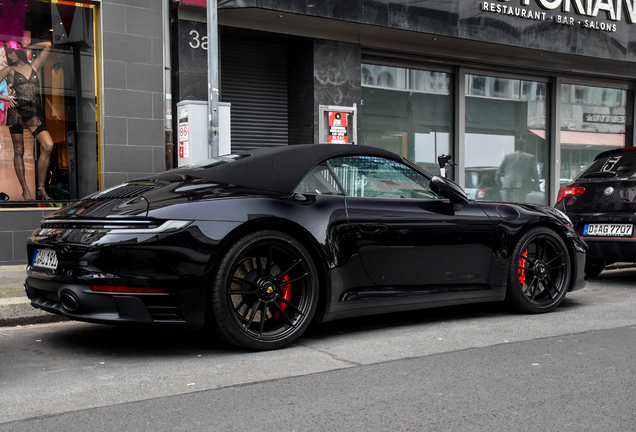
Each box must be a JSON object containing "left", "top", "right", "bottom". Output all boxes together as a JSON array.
[{"left": 556, "top": 186, "right": 585, "bottom": 204}]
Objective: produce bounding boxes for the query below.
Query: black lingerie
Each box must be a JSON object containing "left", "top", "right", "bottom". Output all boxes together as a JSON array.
[{"left": 6, "top": 67, "right": 46, "bottom": 130}]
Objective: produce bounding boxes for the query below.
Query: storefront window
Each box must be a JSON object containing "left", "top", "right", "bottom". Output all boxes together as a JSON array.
[
  {"left": 560, "top": 83, "right": 633, "bottom": 181},
  {"left": 0, "top": 0, "right": 96, "bottom": 203},
  {"left": 409, "top": 70, "right": 449, "bottom": 94},
  {"left": 465, "top": 74, "right": 548, "bottom": 204},
  {"left": 361, "top": 64, "right": 452, "bottom": 175},
  {"left": 362, "top": 65, "right": 406, "bottom": 89}
]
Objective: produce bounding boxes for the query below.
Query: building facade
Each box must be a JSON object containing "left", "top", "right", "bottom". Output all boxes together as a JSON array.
[
  {"left": 0, "top": 0, "right": 166, "bottom": 265},
  {"left": 2, "top": 0, "right": 636, "bottom": 264},
  {"left": 174, "top": 0, "right": 635, "bottom": 202}
]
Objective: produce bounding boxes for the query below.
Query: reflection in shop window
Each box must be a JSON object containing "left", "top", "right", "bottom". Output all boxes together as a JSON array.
[
  {"left": 573, "top": 86, "right": 587, "bottom": 105},
  {"left": 467, "top": 75, "right": 546, "bottom": 102},
  {"left": 469, "top": 75, "right": 487, "bottom": 96},
  {"left": 560, "top": 83, "right": 633, "bottom": 181},
  {"left": 602, "top": 88, "right": 622, "bottom": 107},
  {"left": 493, "top": 77, "right": 519, "bottom": 99},
  {"left": 361, "top": 65, "right": 406, "bottom": 89},
  {"left": 563, "top": 84, "right": 625, "bottom": 108},
  {"left": 0, "top": 0, "right": 96, "bottom": 204},
  {"left": 361, "top": 64, "right": 452, "bottom": 176},
  {"left": 522, "top": 81, "right": 546, "bottom": 101},
  {"left": 465, "top": 74, "right": 548, "bottom": 205},
  {"left": 409, "top": 70, "right": 450, "bottom": 94}
]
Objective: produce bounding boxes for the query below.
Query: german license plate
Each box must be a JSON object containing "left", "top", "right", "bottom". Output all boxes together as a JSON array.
[
  {"left": 32, "top": 249, "right": 58, "bottom": 270},
  {"left": 584, "top": 224, "right": 633, "bottom": 237}
]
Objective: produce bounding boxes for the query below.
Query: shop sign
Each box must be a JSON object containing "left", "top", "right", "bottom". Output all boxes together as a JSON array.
[
  {"left": 584, "top": 113, "right": 626, "bottom": 123},
  {"left": 480, "top": 0, "right": 636, "bottom": 32}
]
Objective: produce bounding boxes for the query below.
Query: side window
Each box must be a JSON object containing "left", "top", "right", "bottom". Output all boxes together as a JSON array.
[
  {"left": 294, "top": 163, "right": 342, "bottom": 195},
  {"left": 327, "top": 155, "right": 440, "bottom": 199}
]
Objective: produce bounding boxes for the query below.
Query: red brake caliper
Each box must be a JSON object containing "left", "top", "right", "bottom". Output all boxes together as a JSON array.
[
  {"left": 274, "top": 274, "right": 292, "bottom": 319},
  {"left": 518, "top": 249, "right": 528, "bottom": 286}
]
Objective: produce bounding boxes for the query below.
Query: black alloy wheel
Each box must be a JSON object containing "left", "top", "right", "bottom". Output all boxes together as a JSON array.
[
  {"left": 210, "top": 230, "right": 318, "bottom": 350},
  {"left": 505, "top": 227, "right": 571, "bottom": 313}
]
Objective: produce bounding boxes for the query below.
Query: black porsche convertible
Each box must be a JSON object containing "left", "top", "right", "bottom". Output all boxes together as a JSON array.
[{"left": 25, "top": 144, "right": 586, "bottom": 350}]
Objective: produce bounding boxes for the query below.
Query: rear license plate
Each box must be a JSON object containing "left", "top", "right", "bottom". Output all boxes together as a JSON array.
[
  {"left": 32, "top": 249, "right": 58, "bottom": 270},
  {"left": 584, "top": 224, "right": 633, "bottom": 237}
]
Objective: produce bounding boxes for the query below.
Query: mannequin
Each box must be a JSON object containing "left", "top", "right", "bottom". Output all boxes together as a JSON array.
[{"left": 0, "top": 41, "right": 54, "bottom": 200}]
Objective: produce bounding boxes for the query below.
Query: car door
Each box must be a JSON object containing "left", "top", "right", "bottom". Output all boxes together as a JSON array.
[{"left": 327, "top": 155, "right": 494, "bottom": 289}]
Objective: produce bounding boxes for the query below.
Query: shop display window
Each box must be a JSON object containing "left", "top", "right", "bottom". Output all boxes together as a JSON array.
[
  {"left": 361, "top": 64, "right": 453, "bottom": 176},
  {"left": 465, "top": 74, "right": 548, "bottom": 204},
  {"left": 0, "top": 0, "right": 96, "bottom": 204},
  {"left": 362, "top": 66, "right": 633, "bottom": 204},
  {"left": 560, "top": 83, "right": 633, "bottom": 181}
]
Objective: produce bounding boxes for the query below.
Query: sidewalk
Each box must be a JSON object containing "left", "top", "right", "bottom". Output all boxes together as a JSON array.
[{"left": 0, "top": 265, "right": 68, "bottom": 327}]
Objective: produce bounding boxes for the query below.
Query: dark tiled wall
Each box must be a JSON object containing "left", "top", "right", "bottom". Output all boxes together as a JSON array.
[
  {"left": 101, "top": 0, "right": 166, "bottom": 189},
  {"left": 0, "top": 210, "right": 52, "bottom": 265}
]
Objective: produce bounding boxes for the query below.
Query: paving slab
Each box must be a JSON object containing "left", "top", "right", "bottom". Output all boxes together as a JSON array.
[{"left": 0, "top": 265, "right": 66, "bottom": 327}]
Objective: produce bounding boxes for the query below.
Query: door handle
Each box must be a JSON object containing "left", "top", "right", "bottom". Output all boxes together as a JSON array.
[{"left": 357, "top": 223, "right": 387, "bottom": 233}]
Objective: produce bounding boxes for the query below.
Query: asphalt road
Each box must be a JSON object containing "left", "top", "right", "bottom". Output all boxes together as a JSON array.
[{"left": 2, "top": 268, "right": 636, "bottom": 431}]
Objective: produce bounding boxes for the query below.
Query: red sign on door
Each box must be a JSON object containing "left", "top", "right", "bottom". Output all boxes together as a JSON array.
[{"left": 328, "top": 112, "right": 348, "bottom": 144}]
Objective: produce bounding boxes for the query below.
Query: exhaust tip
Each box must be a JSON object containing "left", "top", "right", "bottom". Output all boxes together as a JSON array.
[{"left": 60, "top": 292, "right": 80, "bottom": 312}]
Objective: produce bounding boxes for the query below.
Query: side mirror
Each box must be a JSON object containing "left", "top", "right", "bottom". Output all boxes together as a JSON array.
[{"left": 430, "top": 176, "right": 469, "bottom": 206}]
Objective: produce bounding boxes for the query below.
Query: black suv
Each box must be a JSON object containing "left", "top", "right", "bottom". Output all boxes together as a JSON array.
[{"left": 556, "top": 147, "right": 636, "bottom": 277}]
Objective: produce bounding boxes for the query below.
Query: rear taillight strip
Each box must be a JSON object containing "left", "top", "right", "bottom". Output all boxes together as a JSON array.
[{"left": 89, "top": 285, "right": 167, "bottom": 294}]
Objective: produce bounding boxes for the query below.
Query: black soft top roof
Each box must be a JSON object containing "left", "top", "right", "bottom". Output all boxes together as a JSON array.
[{"left": 166, "top": 144, "right": 405, "bottom": 194}]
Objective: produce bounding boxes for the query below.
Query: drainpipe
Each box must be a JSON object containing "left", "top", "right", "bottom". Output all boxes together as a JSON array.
[
  {"left": 163, "top": 0, "right": 174, "bottom": 170},
  {"left": 207, "top": 0, "right": 219, "bottom": 157}
]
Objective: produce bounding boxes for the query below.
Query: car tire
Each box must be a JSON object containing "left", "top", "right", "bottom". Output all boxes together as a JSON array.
[
  {"left": 584, "top": 259, "right": 605, "bottom": 279},
  {"left": 210, "top": 230, "right": 318, "bottom": 350},
  {"left": 505, "top": 227, "right": 571, "bottom": 314}
]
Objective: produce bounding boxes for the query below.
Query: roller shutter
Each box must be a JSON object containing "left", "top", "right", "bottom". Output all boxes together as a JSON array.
[{"left": 221, "top": 34, "right": 288, "bottom": 152}]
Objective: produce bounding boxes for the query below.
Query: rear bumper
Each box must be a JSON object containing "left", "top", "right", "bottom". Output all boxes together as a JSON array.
[
  {"left": 24, "top": 276, "right": 204, "bottom": 328},
  {"left": 568, "top": 212, "right": 636, "bottom": 263},
  {"left": 581, "top": 236, "right": 636, "bottom": 263}
]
